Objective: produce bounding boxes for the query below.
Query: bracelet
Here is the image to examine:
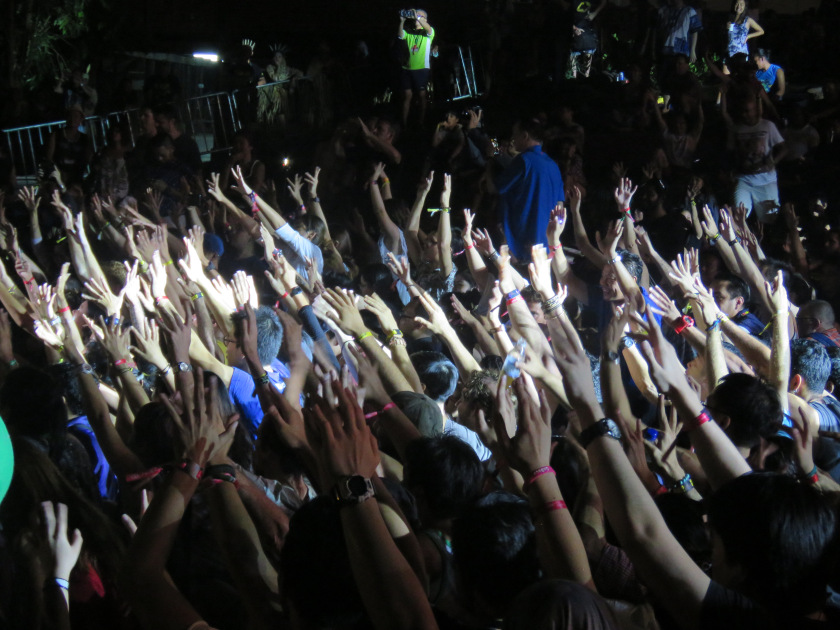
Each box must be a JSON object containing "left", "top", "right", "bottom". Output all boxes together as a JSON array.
[
  {"left": 607, "top": 254, "right": 621, "bottom": 265},
  {"left": 673, "top": 315, "right": 695, "bottom": 334},
  {"left": 113, "top": 358, "right": 136, "bottom": 368},
  {"left": 506, "top": 295, "right": 524, "bottom": 306},
  {"left": 549, "top": 243, "right": 562, "bottom": 252},
  {"left": 803, "top": 465, "right": 819, "bottom": 485},
  {"left": 705, "top": 314, "right": 729, "bottom": 332},
  {"left": 683, "top": 409, "right": 712, "bottom": 432},
  {"left": 708, "top": 233, "right": 722, "bottom": 243},
  {"left": 8, "top": 358, "right": 18, "bottom": 368},
  {"left": 163, "top": 259, "right": 174, "bottom": 266},
  {"left": 356, "top": 331, "right": 373, "bottom": 343},
  {"left": 670, "top": 473, "right": 694, "bottom": 494},
  {"left": 654, "top": 484, "right": 669, "bottom": 496},
  {"left": 54, "top": 577, "right": 70, "bottom": 591},
  {"left": 489, "top": 326, "right": 504, "bottom": 335},
  {"left": 381, "top": 178, "right": 390, "bottom": 185},
  {"left": 58, "top": 306, "right": 71, "bottom": 314},
  {"left": 465, "top": 243, "right": 475, "bottom": 250},
  {"left": 427, "top": 207, "right": 450, "bottom": 214},
  {"left": 388, "top": 336, "right": 407, "bottom": 347},
  {"left": 191, "top": 292, "right": 204, "bottom": 301},
  {"left": 541, "top": 294, "right": 563, "bottom": 315},
  {"left": 256, "top": 372, "right": 271, "bottom": 386},
  {"left": 248, "top": 191, "right": 258, "bottom": 215},
  {"left": 505, "top": 289, "right": 520, "bottom": 301},
  {"left": 159, "top": 364, "right": 172, "bottom": 376},
  {"left": 365, "top": 401, "right": 397, "bottom": 419},
  {"left": 313, "top": 196, "right": 321, "bottom": 203},
  {"left": 289, "top": 286, "right": 303, "bottom": 297},
  {"left": 523, "top": 466, "right": 555, "bottom": 492},
  {"left": 155, "top": 296, "right": 169, "bottom": 305},
  {"left": 386, "top": 329, "right": 404, "bottom": 341},
  {"left": 138, "top": 261, "right": 150, "bottom": 274},
  {"left": 728, "top": 237, "right": 740, "bottom": 246},
  {"left": 174, "top": 459, "right": 204, "bottom": 481},
  {"left": 488, "top": 250, "right": 500, "bottom": 261},
  {"left": 537, "top": 500, "right": 568, "bottom": 513}
]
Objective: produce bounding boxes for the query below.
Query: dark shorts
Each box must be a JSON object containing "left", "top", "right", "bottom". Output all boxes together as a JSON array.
[{"left": 401, "top": 68, "right": 430, "bottom": 92}]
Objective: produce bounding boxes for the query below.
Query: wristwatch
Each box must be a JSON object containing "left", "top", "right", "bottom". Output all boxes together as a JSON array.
[
  {"left": 602, "top": 350, "right": 620, "bottom": 364},
  {"left": 578, "top": 418, "right": 622, "bottom": 449},
  {"left": 334, "top": 475, "right": 375, "bottom": 506},
  {"left": 176, "top": 362, "right": 193, "bottom": 373}
]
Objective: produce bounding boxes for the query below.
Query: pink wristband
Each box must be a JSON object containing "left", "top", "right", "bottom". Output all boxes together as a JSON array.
[
  {"left": 365, "top": 401, "right": 397, "bottom": 419},
  {"left": 683, "top": 409, "right": 712, "bottom": 432},
  {"left": 523, "top": 466, "right": 554, "bottom": 491},
  {"left": 542, "top": 500, "right": 568, "bottom": 512}
]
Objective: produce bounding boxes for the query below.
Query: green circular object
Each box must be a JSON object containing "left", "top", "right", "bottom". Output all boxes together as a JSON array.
[{"left": 0, "top": 416, "right": 12, "bottom": 506}]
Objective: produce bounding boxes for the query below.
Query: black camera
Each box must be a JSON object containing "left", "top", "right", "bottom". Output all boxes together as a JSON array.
[
  {"left": 461, "top": 105, "right": 482, "bottom": 120},
  {"left": 399, "top": 9, "right": 417, "bottom": 19}
]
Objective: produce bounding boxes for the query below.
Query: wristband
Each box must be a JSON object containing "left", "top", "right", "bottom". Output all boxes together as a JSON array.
[
  {"left": 356, "top": 331, "right": 373, "bottom": 343},
  {"left": 505, "top": 289, "right": 520, "bottom": 301},
  {"left": 289, "top": 286, "right": 303, "bottom": 297},
  {"left": 54, "top": 577, "right": 70, "bottom": 591},
  {"left": 365, "top": 401, "right": 397, "bottom": 419},
  {"left": 313, "top": 196, "right": 321, "bottom": 203},
  {"left": 803, "top": 465, "right": 819, "bottom": 485},
  {"left": 155, "top": 296, "right": 169, "bottom": 305},
  {"left": 539, "top": 500, "right": 568, "bottom": 513},
  {"left": 113, "top": 358, "right": 136, "bottom": 368},
  {"left": 58, "top": 306, "right": 71, "bottom": 314},
  {"left": 191, "top": 292, "right": 204, "bottom": 301},
  {"left": 163, "top": 259, "right": 174, "bottom": 266},
  {"left": 248, "top": 191, "right": 258, "bottom": 215},
  {"left": 386, "top": 329, "right": 404, "bottom": 341},
  {"left": 654, "top": 484, "right": 669, "bottom": 496},
  {"left": 279, "top": 290, "right": 290, "bottom": 300},
  {"left": 174, "top": 459, "right": 204, "bottom": 481},
  {"left": 507, "top": 295, "right": 524, "bottom": 306},
  {"left": 488, "top": 250, "right": 500, "bottom": 261},
  {"left": 523, "top": 466, "right": 555, "bottom": 492},
  {"left": 683, "top": 409, "right": 712, "bottom": 432},
  {"left": 607, "top": 254, "right": 621, "bottom": 265},
  {"left": 427, "top": 207, "right": 450, "bottom": 214},
  {"left": 708, "top": 233, "right": 722, "bottom": 243},
  {"left": 673, "top": 315, "right": 695, "bottom": 334},
  {"left": 8, "top": 358, "right": 18, "bottom": 368},
  {"left": 381, "top": 178, "right": 390, "bottom": 185},
  {"left": 549, "top": 243, "right": 562, "bottom": 252},
  {"left": 465, "top": 243, "right": 475, "bottom": 250},
  {"left": 256, "top": 372, "right": 271, "bottom": 386},
  {"left": 728, "top": 237, "right": 740, "bottom": 247},
  {"left": 670, "top": 473, "right": 694, "bottom": 494}
]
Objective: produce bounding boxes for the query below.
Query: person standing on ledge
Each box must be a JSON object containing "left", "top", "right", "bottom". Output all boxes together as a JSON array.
[
  {"left": 494, "top": 117, "right": 565, "bottom": 261},
  {"left": 399, "top": 8, "right": 434, "bottom": 127}
]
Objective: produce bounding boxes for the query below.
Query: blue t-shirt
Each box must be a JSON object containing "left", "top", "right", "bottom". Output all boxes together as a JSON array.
[
  {"left": 496, "top": 145, "right": 565, "bottom": 261},
  {"left": 444, "top": 419, "right": 493, "bottom": 461},
  {"left": 732, "top": 308, "right": 765, "bottom": 336},
  {"left": 228, "top": 359, "right": 290, "bottom": 439},
  {"left": 755, "top": 64, "right": 781, "bottom": 93},
  {"left": 67, "top": 416, "right": 118, "bottom": 500}
]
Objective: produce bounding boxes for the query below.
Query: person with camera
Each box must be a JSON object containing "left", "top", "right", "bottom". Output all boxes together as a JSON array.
[{"left": 398, "top": 8, "right": 435, "bottom": 128}]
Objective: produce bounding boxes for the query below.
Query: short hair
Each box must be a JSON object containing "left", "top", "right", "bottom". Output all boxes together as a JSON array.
[
  {"left": 504, "top": 580, "right": 620, "bottom": 630},
  {"left": 452, "top": 492, "right": 540, "bottom": 617},
  {"left": 618, "top": 250, "right": 643, "bottom": 283},
  {"left": 280, "top": 496, "right": 365, "bottom": 626},
  {"left": 255, "top": 306, "right": 284, "bottom": 365},
  {"left": 713, "top": 273, "right": 750, "bottom": 304},
  {"left": 411, "top": 351, "right": 459, "bottom": 402},
  {"left": 461, "top": 369, "right": 500, "bottom": 415},
  {"left": 707, "top": 473, "right": 838, "bottom": 617},
  {"left": 0, "top": 367, "right": 66, "bottom": 449},
  {"left": 790, "top": 339, "right": 831, "bottom": 394},
  {"left": 515, "top": 116, "right": 545, "bottom": 144},
  {"left": 403, "top": 435, "right": 484, "bottom": 520},
  {"left": 291, "top": 214, "right": 327, "bottom": 248},
  {"left": 753, "top": 47, "right": 771, "bottom": 60},
  {"left": 801, "top": 299, "right": 835, "bottom": 325},
  {"left": 150, "top": 133, "right": 174, "bottom": 151},
  {"left": 706, "top": 374, "right": 782, "bottom": 448},
  {"left": 521, "top": 285, "right": 542, "bottom": 305},
  {"left": 826, "top": 346, "right": 840, "bottom": 388}
]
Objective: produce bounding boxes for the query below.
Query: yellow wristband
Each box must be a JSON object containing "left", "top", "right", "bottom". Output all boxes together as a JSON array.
[{"left": 357, "top": 331, "right": 373, "bottom": 343}]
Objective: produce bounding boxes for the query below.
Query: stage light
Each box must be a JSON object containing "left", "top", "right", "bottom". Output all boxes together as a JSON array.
[{"left": 193, "top": 53, "right": 219, "bottom": 62}]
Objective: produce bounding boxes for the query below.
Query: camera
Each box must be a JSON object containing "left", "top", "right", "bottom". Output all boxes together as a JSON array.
[
  {"left": 461, "top": 105, "right": 482, "bottom": 119},
  {"left": 399, "top": 9, "right": 417, "bottom": 19}
]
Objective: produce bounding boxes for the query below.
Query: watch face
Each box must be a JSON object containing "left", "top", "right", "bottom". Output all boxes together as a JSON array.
[
  {"left": 605, "top": 419, "right": 622, "bottom": 440},
  {"left": 346, "top": 475, "right": 368, "bottom": 497},
  {"left": 177, "top": 362, "right": 191, "bottom": 372}
]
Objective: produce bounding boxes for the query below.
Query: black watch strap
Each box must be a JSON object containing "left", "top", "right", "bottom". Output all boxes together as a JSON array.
[{"left": 578, "top": 418, "right": 621, "bottom": 449}]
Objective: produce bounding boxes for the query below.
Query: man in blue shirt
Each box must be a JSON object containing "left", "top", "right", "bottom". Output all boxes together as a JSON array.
[
  {"left": 711, "top": 274, "right": 765, "bottom": 336},
  {"left": 496, "top": 118, "right": 564, "bottom": 261}
]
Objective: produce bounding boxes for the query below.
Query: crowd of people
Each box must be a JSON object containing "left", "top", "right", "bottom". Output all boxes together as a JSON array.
[{"left": 2, "top": 1, "right": 840, "bottom": 629}]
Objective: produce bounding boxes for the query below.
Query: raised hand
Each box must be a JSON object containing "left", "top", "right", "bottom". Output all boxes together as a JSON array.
[
  {"left": 83, "top": 276, "right": 125, "bottom": 317},
  {"left": 440, "top": 172, "right": 452, "bottom": 209},
  {"left": 493, "top": 376, "right": 553, "bottom": 475},
  {"left": 206, "top": 172, "right": 227, "bottom": 202},
  {"left": 546, "top": 202, "right": 567, "bottom": 246},
  {"left": 765, "top": 269, "right": 788, "bottom": 315},
  {"left": 668, "top": 252, "right": 697, "bottom": 298},
  {"left": 41, "top": 501, "right": 84, "bottom": 585},
  {"left": 130, "top": 318, "right": 168, "bottom": 368},
  {"left": 644, "top": 395, "right": 683, "bottom": 479},
  {"left": 286, "top": 174, "right": 304, "bottom": 205},
  {"left": 528, "top": 244, "right": 555, "bottom": 299},
  {"left": 648, "top": 285, "right": 681, "bottom": 325},
  {"left": 323, "top": 288, "right": 367, "bottom": 338},
  {"left": 413, "top": 291, "right": 451, "bottom": 336},
  {"left": 304, "top": 166, "right": 321, "bottom": 197},
  {"left": 597, "top": 219, "right": 624, "bottom": 258},
  {"left": 614, "top": 177, "right": 638, "bottom": 209},
  {"left": 363, "top": 292, "right": 400, "bottom": 332},
  {"left": 418, "top": 170, "right": 435, "bottom": 196},
  {"left": 699, "top": 204, "right": 720, "bottom": 239},
  {"left": 470, "top": 227, "right": 495, "bottom": 257},
  {"left": 386, "top": 252, "right": 412, "bottom": 287}
]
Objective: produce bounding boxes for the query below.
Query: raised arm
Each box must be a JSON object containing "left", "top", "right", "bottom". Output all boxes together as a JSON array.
[
  {"left": 548, "top": 204, "right": 589, "bottom": 304},
  {"left": 369, "top": 163, "right": 403, "bottom": 254},
  {"left": 567, "top": 187, "right": 606, "bottom": 268},
  {"left": 437, "top": 174, "right": 454, "bottom": 279},
  {"left": 406, "top": 171, "right": 434, "bottom": 266}
]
